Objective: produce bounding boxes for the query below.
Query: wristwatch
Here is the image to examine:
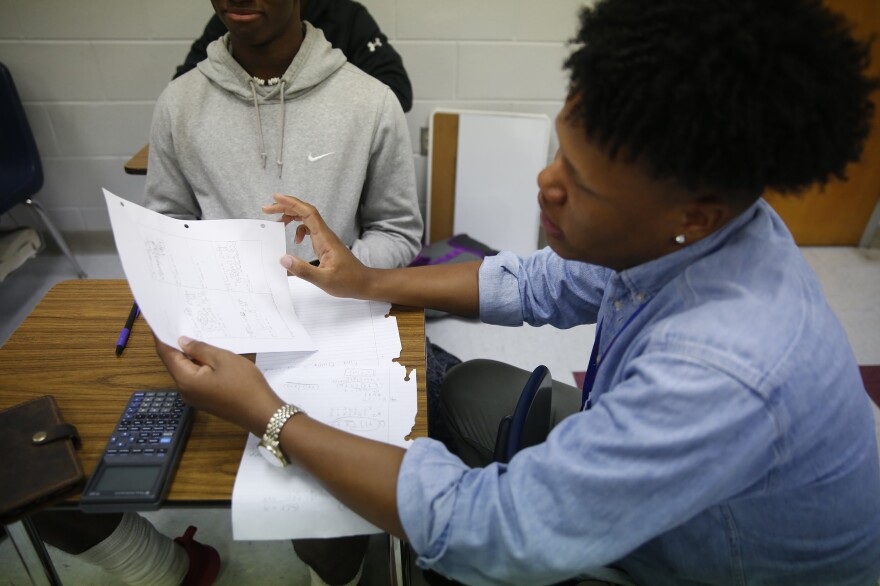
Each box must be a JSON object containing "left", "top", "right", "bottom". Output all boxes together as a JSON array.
[{"left": 258, "top": 404, "right": 305, "bottom": 467}]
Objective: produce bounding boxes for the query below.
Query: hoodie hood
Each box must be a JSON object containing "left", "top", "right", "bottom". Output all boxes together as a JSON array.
[
  {"left": 199, "top": 21, "right": 347, "bottom": 101},
  {"left": 198, "top": 22, "right": 347, "bottom": 176}
]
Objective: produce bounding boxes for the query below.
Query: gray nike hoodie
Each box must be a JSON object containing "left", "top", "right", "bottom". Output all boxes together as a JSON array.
[{"left": 144, "top": 22, "right": 422, "bottom": 268}]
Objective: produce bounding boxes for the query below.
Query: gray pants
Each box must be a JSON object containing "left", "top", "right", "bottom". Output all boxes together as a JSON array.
[{"left": 441, "top": 359, "right": 582, "bottom": 467}]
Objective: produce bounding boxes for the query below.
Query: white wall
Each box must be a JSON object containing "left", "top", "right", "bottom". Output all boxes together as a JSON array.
[{"left": 0, "top": 0, "right": 587, "bottom": 234}]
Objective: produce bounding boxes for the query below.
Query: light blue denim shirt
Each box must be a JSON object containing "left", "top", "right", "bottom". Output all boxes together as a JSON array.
[{"left": 397, "top": 200, "right": 880, "bottom": 585}]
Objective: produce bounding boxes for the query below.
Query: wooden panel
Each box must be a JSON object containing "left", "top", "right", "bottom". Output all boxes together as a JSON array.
[
  {"left": 429, "top": 113, "right": 459, "bottom": 243},
  {"left": 0, "top": 280, "right": 427, "bottom": 504},
  {"left": 764, "top": 0, "right": 880, "bottom": 245}
]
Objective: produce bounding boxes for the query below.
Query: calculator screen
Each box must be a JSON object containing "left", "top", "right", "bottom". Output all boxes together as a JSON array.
[{"left": 94, "top": 466, "right": 161, "bottom": 493}]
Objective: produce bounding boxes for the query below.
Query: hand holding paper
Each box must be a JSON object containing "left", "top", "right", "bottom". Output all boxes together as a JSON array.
[
  {"left": 155, "top": 336, "right": 284, "bottom": 437},
  {"left": 103, "top": 189, "right": 315, "bottom": 354}
]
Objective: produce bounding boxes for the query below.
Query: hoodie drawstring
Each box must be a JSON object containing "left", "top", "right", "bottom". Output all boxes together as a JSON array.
[
  {"left": 248, "top": 78, "right": 286, "bottom": 178},
  {"left": 277, "top": 81, "right": 285, "bottom": 178},
  {"left": 248, "top": 79, "right": 268, "bottom": 170}
]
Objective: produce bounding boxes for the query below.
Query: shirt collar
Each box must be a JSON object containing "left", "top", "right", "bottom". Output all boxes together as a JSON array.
[{"left": 614, "top": 199, "right": 764, "bottom": 300}]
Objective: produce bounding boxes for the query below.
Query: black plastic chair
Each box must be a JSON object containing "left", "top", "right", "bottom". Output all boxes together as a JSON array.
[
  {"left": 493, "top": 364, "right": 553, "bottom": 463},
  {"left": 0, "top": 62, "right": 86, "bottom": 278}
]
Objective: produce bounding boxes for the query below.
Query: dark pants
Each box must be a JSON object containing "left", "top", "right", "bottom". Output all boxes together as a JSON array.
[
  {"left": 442, "top": 358, "right": 582, "bottom": 467},
  {"left": 293, "top": 534, "right": 371, "bottom": 584}
]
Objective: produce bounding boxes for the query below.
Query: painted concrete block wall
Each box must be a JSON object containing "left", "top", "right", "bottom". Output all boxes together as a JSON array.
[{"left": 0, "top": 0, "right": 587, "bottom": 235}]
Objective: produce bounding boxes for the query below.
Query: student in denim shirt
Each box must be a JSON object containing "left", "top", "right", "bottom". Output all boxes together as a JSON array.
[{"left": 156, "top": 0, "right": 880, "bottom": 584}]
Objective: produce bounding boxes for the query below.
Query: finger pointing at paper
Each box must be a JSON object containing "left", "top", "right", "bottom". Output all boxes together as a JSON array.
[
  {"left": 262, "top": 194, "right": 373, "bottom": 299},
  {"left": 264, "top": 194, "right": 482, "bottom": 316}
]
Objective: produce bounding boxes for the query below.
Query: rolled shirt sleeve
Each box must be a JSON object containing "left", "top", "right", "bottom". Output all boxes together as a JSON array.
[{"left": 479, "top": 249, "right": 610, "bottom": 329}]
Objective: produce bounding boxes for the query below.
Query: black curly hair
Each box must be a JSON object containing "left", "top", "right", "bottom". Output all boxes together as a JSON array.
[{"left": 564, "top": 0, "right": 878, "bottom": 198}]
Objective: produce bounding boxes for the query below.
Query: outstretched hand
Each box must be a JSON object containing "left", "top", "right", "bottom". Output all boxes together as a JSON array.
[
  {"left": 262, "top": 194, "right": 374, "bottom": 299},
  {"left": 155, "top": 335, "right": 283, "bottom": 437}
]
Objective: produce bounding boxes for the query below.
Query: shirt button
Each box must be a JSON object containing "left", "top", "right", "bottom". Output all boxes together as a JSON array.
[
  {"left": 614, "top": 300, "right": 623, "bottom": 310},
  {"left": 635, "top": 292, "right": 646, "bottom": 303}
]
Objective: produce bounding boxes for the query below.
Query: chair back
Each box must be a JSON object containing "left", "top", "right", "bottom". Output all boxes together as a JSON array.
[
  {"left": 0, "top": 62, "right": 44, "bottom": 216},
  {"left": 493, "top": 365, "right": 553, "bottom": 464}
]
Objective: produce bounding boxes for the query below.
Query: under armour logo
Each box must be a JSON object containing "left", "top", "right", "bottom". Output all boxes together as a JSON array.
[{"left": 367, "top": 37, "right": 382, "bottom": 52}]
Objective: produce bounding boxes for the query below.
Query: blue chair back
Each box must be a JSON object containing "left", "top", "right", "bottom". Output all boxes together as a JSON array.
[
  {"left": 0, "top": 62, "right": 44, "bottom": 216},
  {"left": 493, "top": 365, "right": 553, "bottom": 463}
]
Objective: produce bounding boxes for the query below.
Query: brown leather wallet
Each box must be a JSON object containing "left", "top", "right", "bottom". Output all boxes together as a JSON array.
[{"left": 0, "top": 395, "right": 85, "bottom": 524}]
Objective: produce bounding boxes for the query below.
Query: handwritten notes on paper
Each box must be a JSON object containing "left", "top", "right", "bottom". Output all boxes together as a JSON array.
[
  {"left": 103, "top": 189, "right": 314, "bottom": 354},
  {"left": 257, "top": 278, "right": 402, "bottom": 370},
  {"left": 233, "top": 365, "right": 415, "bottom": 539},
  {"left": 104, "top": 189, "right": 418, "bottom": 539},
  {"left": 231, "top": 277, "right": 417, "bottom": 540}
]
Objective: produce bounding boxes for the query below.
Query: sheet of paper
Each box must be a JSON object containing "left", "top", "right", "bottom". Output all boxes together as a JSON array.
[
  {"left": 232, "top": 277, "right": 418, "bottom": 540},
  {"left": 256, "top": 277, "right": 401, "bottom": 371},
  {"left": 103, "top": 189, "right": 315, "bottom": 354},
  {"left": 232, "top": 364, "right": 417, "bottom": 540}
]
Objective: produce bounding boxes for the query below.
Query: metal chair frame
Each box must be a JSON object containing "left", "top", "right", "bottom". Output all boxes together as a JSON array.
[{"left": 0, "top": 62, "right": 86, "bottom": 279}]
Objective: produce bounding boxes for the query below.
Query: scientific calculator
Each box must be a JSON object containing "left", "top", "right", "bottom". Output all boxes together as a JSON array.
[{"left": 80, "top": 390, "right": 193, "bottom": 512}]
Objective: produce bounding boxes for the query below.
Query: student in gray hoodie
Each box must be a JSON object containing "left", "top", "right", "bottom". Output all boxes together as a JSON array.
[
  {"left": 144, "top": 3, "right": 423, "bottom": 270},
  {"left": 30, "top": 2, "right": 421, "bottom": 586},
  {"left": 144, "top": 1, "right": 421, "bottom": 583}
]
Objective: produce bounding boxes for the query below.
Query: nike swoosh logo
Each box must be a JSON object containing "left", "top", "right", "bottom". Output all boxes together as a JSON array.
[{"left": 308, "top": 152, "right": 334, "bottom": 162}]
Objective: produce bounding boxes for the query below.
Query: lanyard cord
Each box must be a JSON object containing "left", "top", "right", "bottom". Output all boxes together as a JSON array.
[{"left": 581, "top": 298, "right": 652, "bottom": 410}]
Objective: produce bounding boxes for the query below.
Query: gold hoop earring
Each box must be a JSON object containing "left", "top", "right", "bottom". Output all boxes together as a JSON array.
[{"left": 674, "top": 234, "right": 686, "bottom": 245}]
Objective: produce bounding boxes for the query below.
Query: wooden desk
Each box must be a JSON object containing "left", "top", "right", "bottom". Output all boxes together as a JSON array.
[
  {"left": 0, "top": 279, "right": 427, "bottom": 504},
  {"left": 124, "top": 144, "right": 149, "bottom": 175}
]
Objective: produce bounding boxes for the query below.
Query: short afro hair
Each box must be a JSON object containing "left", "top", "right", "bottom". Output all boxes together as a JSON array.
[{"left": 564, "top": 0, "right": 878, "bottom": 198}]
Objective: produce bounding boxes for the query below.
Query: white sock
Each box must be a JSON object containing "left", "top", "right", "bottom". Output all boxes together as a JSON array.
[
  {"left": 77, "top": 512, "right": 188, "bottom": 586},
  {"left": 308, "top": 561, "right": 363, "bottom": 586}
]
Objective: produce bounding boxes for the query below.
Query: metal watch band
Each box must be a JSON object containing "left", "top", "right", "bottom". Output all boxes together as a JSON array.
[{"left": 262, "top": 404, "right": 305, "bottom": 444}]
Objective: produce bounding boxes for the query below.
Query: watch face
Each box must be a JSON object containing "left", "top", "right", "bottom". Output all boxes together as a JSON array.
[{"left": 258, "top": 444, "right": 285, "bottom": 468}]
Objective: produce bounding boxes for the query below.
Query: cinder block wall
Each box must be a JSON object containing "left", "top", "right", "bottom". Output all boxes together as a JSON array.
[{"left": 0, "top": 0, "right": 586, "bottom": 235}]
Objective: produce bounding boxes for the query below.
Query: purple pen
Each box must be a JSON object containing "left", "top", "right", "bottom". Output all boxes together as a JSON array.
[{"left": 115, "top": 302, "right": 139, "bottom": 357}]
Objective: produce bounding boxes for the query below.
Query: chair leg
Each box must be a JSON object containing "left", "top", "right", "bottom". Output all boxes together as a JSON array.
[
  {"left": 23, "top": 199, "right": 87, "bottom": 279},
  {"left": 5, "top": 517, "right": 63, "bottom": 585},
  {"left": 388, "top": 535, "right": 412, "bottom": 586}
]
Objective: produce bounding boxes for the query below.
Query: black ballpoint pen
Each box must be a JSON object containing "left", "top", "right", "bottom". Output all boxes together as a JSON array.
[{"left": 116, "top": 302, "right": 140, "bottom": 357}]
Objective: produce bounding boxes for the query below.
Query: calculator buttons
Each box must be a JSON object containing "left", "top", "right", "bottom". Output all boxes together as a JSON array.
[{"left": 107, "top": 393, "right": 188, "bottom": 460}]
